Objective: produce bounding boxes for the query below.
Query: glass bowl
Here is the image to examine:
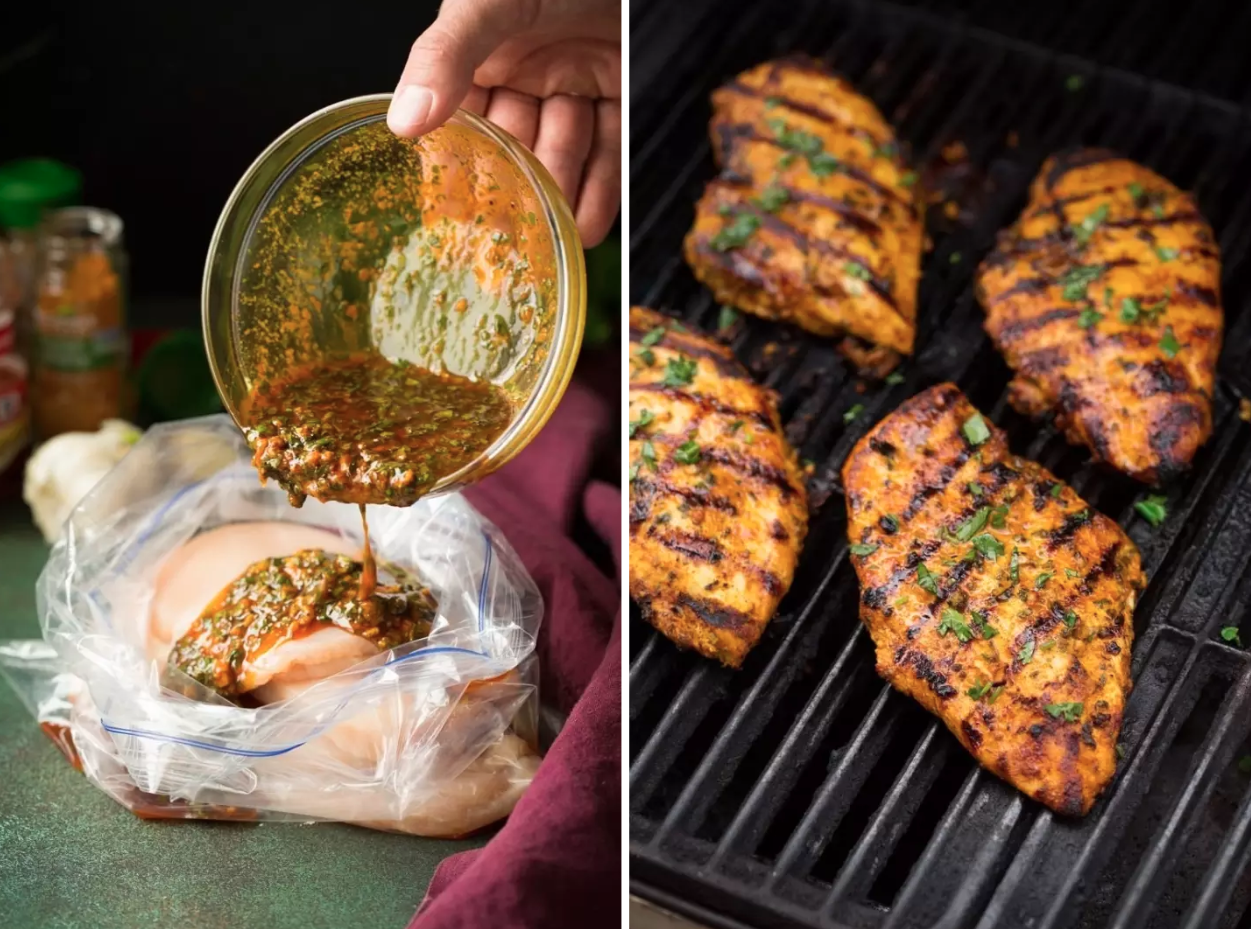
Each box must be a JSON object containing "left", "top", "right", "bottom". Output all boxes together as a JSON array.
[{"left": 202, "top": 95, "right": 586, "bottom": 496}]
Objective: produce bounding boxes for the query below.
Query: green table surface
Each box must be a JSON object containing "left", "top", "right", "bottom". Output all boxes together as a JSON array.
[{"left": 0, "top": 502, "right": 486, "bottom": 929}]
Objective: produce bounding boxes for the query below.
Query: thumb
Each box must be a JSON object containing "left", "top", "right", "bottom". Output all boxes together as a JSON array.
[{"left": 388, "top": 0, "right": 532, "bottom": 138}]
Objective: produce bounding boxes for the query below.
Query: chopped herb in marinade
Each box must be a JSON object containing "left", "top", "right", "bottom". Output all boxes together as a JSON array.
[
  {"left": 990, "top": 504, "right": 1010, "bottom": 529},
  {"left": 1221, "top": 626, "right": 1243, "bottom": 647},
  {"left": 1009, "top": 547, "right": 1020, "bottom": 584},
  {"left": 641, "top": 441, "right": 658, "bottom": 470},
  {"left": 636, "top": 348, "right": 656, "bottom": 366},
  {"left": 971, "top": 533, "right": 1005, "bottom": 559},
  {"left": 968, "top": 481, "right": 984, "bottom": 496},
  {"left": 718, "top": 305, "right": 739, "bottom": 331},
  {"left": 1128, "top": 181, "right": 1145, "bottom": 203},
  {"left": 955, "top": 507, "right": 991, "bottom": 541},
  {"left": 967, "top": 680, "right": 994, "bottom": 699},
  {"left": 885, "top": 371, "right": 906, "bottom": 386},
  {"left": 1078, "top": 308, "right": 1103, "bottom": 329},
  {"left": 900, "top": 170, "right": 918, "bottom": 187},
  {"left": 1120, "top": 297, "right": 1141, "bottom": 323},
  {"left": 845, "top": 262, "right": 873, "bottom": 281},
  {"left": 844, "top": 403, "right": 864, "bottom": 424},
  {"left": 880, "top": 514, "right": 900, "bottom": 532},
  {"left": 1050, "top": 483, "right": 1064, "bottom": 498},
  {"left": 1064, "top": 610, "right": 1078, "bottom": 630},
  {"left": 970, "top": 610, "right": 998, "bottom": 639},
  {"left": 849, "top": 542, "right": 879, "bottom": 557},
  {"left": 1035, "top": 571, "right": 1054, "bottom": 589},
  {"left": 1154, "top": 245, "right": 1179, "bottom": 262},
  {"left": 1018, "top": 638, "right": 1036, "bottom": 664}
]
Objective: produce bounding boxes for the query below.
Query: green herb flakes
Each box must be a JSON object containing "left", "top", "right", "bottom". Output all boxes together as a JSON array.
[
  {"left": 1018, "top": 639, "right": 1036, "bottom": 664},
  {"left": 1050, "top": 483, "right": 1064, "bottom": 498},
  {"left": 844, "top": 403, "right": 864, "bottom": 424},
  {"left": 1060, "top": 264, "right": 1105, "bottom": 302},
  {"left": 1160, "top": 325, "right": 1181, "bottom": 358},
  {"left": 885, "top": 371, "right": 906, "bottom": 386},
  {"left": 661, "top": 356, "right": 698, "bottom": 388},
  {"left": 990, "top": 504, "right": 1010, "bottom": 529},
  {"left": 1073, "top": 203, "right": 1110, "bottom": 245},
  {"left": 755, "top": 185, "right": 790, "bottom": 212},
  {"left": 967, "top": 680, "right": 994, "bottom": 700},
  {"left": 972, "top": 533, "right": 1005, "bottom": 560},
  {"left": 1035, "top": 571, "right": 1054, "bottom": 589},
  {"left": 917, "top": 563, "right": 940, "bottom": 596},
  {"left": 938, "top": 607, "right": 974, "bottom": 643},
  {"left": 1155, "top": 246, "right": 1179, "bottom": 262},
  {"left": 628, "top": 410, "right": 654, "bottom": 438},
  {"left": 971, "top": 610, "right": 998, "bottom": 639},
  {"left": 962, "top": 412, "right": 991, "bottom": 446},
  {"left": 900, "top": 170, "right": 918, "bottom": 187},
  {"left": 849, "top": 542, "right": 879, "bottom": 557},
  {"left": 718, "top": 305, "right": 739, "bottom": 332},
  {"left": 1078, "top": 308, "right": 1103, "bottom": 329},
  {"left": 673, "top": 440, "right": 701, "bottom": 465},
  {"left": 641, "top": 441, "right": 658, "bottom": 471},
  {"left": 636, "top": 348, "right": 655, "bottom": 366},
  {"left": 1064, "top": 610, "right": 1078, "bottom": 630},
  {"left": 845, "top": 262, "right": 873, "bottom": 281},
  {"left": 711, "top": 212, "right": 761, "bottom": 252},
  {"left": 640, "top": 326, "right": 666, "bottom": 347},
  {"left": 1221, "top": 625, "right": 1243, "bottom": 647},
  {"left": 1045, "top": 701, "right": 1083, "bottom": 722},
  {"left": 955, "top": 507, "right": 991, "bottom": 541},
  {"left": 1135, "top": 494, "right": 1168, "bottom": 527}
]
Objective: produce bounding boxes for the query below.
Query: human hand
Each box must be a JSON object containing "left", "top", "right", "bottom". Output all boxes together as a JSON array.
[{"left": 388, "top": 0, "right": 621, "bottom": 247}]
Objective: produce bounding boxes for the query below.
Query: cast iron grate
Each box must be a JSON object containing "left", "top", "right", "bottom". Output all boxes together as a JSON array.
[{"left": 629, "top": 2, "right": 1251, "bottom": 927}]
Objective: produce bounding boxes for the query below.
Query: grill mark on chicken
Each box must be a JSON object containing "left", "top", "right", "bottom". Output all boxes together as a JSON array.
[
  {"left": 843, "top": 384, "right": 1143, "bottom": 815},
  {"left": 715, "top": 176, "right": 885, "bottom": 238},
  {"left": 629, "top": 306, "right": 807, "bottom": 667},
  {"left": 1135, "top": 360, "right": 1193, "bottom": 397},
  {"left": 996, "top": 308, "right": 1085, "bottom": 343},
  {"left": 719, "top": 123, "right": 914, "bottom": 213},
  {"left": 629, "top": 383, "right": 774, "bottom": 428},
  {"left": 719, "top": 81, "right": 884, "bottom": 151}
]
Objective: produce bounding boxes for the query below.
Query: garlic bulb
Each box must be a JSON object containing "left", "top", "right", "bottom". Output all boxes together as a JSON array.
[{"left": 23, "top": 419, "right": 142, "bottom": 542}]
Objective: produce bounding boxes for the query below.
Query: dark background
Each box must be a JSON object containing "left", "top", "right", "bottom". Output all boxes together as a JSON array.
[{"left": 1, "top": 2, "right": 440, "bottom": 327}]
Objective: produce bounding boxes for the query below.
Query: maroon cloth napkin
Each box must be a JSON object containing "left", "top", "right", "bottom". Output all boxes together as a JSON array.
[{"left": 412, "top": 379, "right": 622, "bottom": 929}]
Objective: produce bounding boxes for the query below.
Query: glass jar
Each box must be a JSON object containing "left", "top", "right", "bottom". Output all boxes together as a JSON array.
[{"left": 33, "top": 207, "right": 128, "bottom": 438}]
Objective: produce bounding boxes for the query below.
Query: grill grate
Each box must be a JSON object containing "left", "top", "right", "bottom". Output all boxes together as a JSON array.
[{"left": 628, "top": 2, "right": 1251, "bottom": 927}]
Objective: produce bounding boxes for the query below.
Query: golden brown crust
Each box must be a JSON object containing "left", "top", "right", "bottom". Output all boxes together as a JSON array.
[
  {"left": 628, "top": 307, "right": 808, "bottom": 667},
  {"left": 976, "top": 149, "right": 1222, "bottom": 483},
  {"left": 682, "top": 57, "right": 923, "bottom": 368},
  {"left": 842, "top": 383, "right": 1144, "bottom": 815}
]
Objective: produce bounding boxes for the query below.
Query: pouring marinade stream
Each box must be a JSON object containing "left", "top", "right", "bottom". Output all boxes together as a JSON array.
[{"left": 166, "top": 350, "right": 512, "bottom": 697}]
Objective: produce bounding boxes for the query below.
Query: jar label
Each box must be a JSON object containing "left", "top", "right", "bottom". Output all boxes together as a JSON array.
[
  {"left": 0, "top": 355, "right": 29, "bottom": 474},
  {"left": 38, "top": 326, "right": 126, "bottom": 371}
]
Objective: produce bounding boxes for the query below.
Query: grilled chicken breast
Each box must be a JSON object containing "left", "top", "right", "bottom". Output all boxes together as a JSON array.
[
  {"left": 977, "top": 149, "right": 1222, "bottom": 483},
  {"left": 628, "top": 307, "right": 808, "bottom": 667},
  {"left": 683, "top": 57, "right": 924, "bottom": 374},
  {"left": 843, "top": 383, "right": 1144, "bottom": 815}
]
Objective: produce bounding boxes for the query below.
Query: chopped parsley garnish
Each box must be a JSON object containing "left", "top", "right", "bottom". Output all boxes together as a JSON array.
[
  {"left": 885, "top": 371, "right": 906, "bottom": 386},
  {"left": 711, "top": 212, "right": 761, "bottom": 252},
  {"left": 917, "top": 563, "right": 940, "bottom": 595},
  {"left": 1009, "top": 547, "right": 1020, "bottom": 584},
  {"left": 661, "top": 356, "right": 698, "bottom": 387},
  {"left": 1050, "top": 483, "right": 1063, "bottom": 498},
  {"left": 955, "top": 507, "right": 991, "bottom": 541},
  {"left": 845, "top": 262, "right": 873, "bottom": 281},
  {"left": 1035, "top": 571, "right": 1054, "bottom": 589},
  {"left": 844, "top": 403, "right": 864, "bottom": 424},
  {"left": 881, "top": 514, "right": 900, "bottom": 532},
  {"left": 1078, "top": 308, "right": 1103, "bottom": 329},
  {"left": 629, "top": 463, "right": 640, "bottom": 482},
  {"left": 1221, "top": 625, "right": 1242, "bottom": 647},
  {"left": 640, "top": 326, "right": 666, "bottom": 347},
  {"left": 1073, "top": 203, "right": 1110, "bottom": 245},
  {"left": 1018, "top": 639, "right": 1036, "bottom": 664},
  {"left": 640, "top": 441, "right": 658, "bottom": 471},
  {"left": 968, "top": 481, "right": 984, "bottom": 496},
  {"left": 810, "top": 152, "right": 841, "bottom": 176},
  {"left": 967, "top": 680, "right": 994, "bottom": 699},
  {"left": 938, "top": 607, "right": 974, "bottom": 643},
  {"left": 1160, "top": 325, "right": 1180, "bottom": 358},
  {"left": 718, "top": 305, "right": 739, "bottom": 331},
  {"left": 628, "top": 409, "right": 654, "bottom": 438},
  {"left": 971, "top": 610, "right": 998, "bottom": 639},
  {"left": 1060, "top": 264, "right": 1105, "bottom": 302},
  {"left": 673, "top": 440, "right": 701, "bottom": 465},
  {"left": 1120, "top": 297, "right": 1141, "bottom": 323},
  {"left": 1128, "top": 181, "right": 1145, "bottom": 202},
  {"left": 849, "top": 542, "right": 879, "bottom": 557},
  {"left": 764, "top": 96, "right": 781, "bottom": 109},
  {"left": 961, "top": 412, "right": 991, "bottom": 446},
  {"left": 1064, "top": 610, "right": 1078, "bottom": 630},
  {"left": 900, "top": 170, "right": 918, "bottom": 187},
  {"left": 755, "top": 184, "right": 790, "bottom": 212},
  {"left": 987, "top": 685, "right": 1005, "bottom": 704},
  {"left": 1135, "top": 494, "right": 1168, "bottom": 527},
  {"left": 636, "top": 348, "right": 656, "bottom": 366},
  {"left": 1045, "top": 701, "right": 1083, "bottom": 722},
  {"left": 1155, "top": 246, "right": 1179, "bottom": 262},
  {"left": 971, "top": 533, "right": 1005, "bottom": 559},
  {"left": 768, "top": 118, "right": 840, "bottom": 177},
  {"left": 728, "top": 420, "right": 744, "bottom": 433},
  {"left": 1065, "top": 568, "right": 1080, "bottom": 578},
  {"left": 990, "top": 504, "right": 1010, "bottom": 529}
]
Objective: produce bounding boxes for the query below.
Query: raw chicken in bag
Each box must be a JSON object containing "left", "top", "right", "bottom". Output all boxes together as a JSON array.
[{"left": 0, "top": 415, "right": 544, "bottom": 837}]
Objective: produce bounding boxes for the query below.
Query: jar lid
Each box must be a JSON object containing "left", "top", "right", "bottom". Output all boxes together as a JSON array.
[{"left": 0, "top": 159, "right": 83, "bottom": 230}]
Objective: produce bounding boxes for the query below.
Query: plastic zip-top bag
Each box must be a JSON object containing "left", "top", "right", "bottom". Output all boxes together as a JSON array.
[{"left": 0, "top": 415, "right": 544, "bottom": 836}]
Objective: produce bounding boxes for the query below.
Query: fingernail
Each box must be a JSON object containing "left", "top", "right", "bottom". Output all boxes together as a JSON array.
[{"left": 388, "top": 86, "right": 433, "bottom": 135}]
